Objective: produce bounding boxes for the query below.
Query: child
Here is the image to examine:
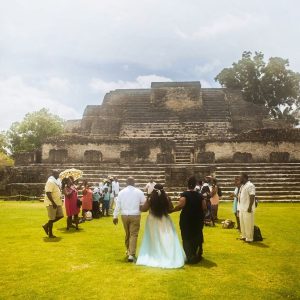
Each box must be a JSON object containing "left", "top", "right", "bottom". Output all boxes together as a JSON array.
[{"left": 102, "top": 187, "right": 110, "bottom": 216}]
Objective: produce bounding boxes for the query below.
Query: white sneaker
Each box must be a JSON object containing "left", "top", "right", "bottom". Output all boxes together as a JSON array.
[{"left": 127, "top": 255, "right": 135, "bottom": 262}]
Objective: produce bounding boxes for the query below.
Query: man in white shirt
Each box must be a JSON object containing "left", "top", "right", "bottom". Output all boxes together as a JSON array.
[
  {"left": 144, "top": 177, "right": 156, "bottom": 197},
  {"left": 42, "top": 170, "right": 64, "bottom": 238},
  {"left": 238, "top": 173, "right": 256, "bottom": 242},
  {"left": 112, "top": 177, "right": 120, "bottom": 197},
  {"left": 113, "top": 177, "right": 146, "bottom": 262}
]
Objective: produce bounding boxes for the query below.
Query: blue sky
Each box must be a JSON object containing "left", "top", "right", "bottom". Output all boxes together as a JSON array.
[{"left": 0, "top": 0, "right": 299, "bottom": 130}]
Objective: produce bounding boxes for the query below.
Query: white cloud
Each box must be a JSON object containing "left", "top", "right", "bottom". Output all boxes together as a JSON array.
[
  {"left": 46, "top": 77, "right": 71, "bottom": 93},
  {"left": 0, "top": 76, "right": 81, "bottom": 130},
  {"left": 194, "top": 60, "right": 221, "bottom": 76},
  {"left": 89, "top": 75, "right": 173, "bottom": 94},
  {"left": 176, "top": 13, "right": 265, "bottom": 40}
]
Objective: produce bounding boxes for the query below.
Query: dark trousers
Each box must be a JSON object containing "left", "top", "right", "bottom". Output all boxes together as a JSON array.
[
  {"left": 182, "top": 235, "right": 203, "bottom": 264},
  {"left": 103, "top": 201, "right": 110, "bottom": 215},
  {"left": 92, "top": 201, "right": 100, "bottom": 218}
]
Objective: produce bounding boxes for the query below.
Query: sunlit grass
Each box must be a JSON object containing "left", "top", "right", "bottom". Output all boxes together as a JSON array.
[{"left": 0, "top": 201, "right": 299, "bottom": 300}]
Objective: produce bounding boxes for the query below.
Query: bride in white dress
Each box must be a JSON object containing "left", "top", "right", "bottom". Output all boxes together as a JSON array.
[{"left": 136, "top": 184, "right": 185, "bottom": 268}]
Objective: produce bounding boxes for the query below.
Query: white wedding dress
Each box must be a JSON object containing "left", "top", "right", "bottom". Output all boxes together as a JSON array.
[{"left": 136, "top": 213, "right": 185, "bottom": 268}]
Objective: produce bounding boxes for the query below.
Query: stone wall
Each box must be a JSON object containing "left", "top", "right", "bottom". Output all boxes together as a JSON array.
[
  {"left": 196, "top": 141, "right": 300, "bottom": 162},
  {"left": 42, "top": 137, "right": 175, "bottom": 164},
  {"left": 165, "top": 165, "right": 215, "bottom": 188},
  {"left": 151, "top": 81, "right": 202, "bottom": 111}
]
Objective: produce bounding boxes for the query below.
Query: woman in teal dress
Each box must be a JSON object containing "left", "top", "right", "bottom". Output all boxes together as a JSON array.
[{"left": 136, "top": 184, "right": 185, "bottom": 268}]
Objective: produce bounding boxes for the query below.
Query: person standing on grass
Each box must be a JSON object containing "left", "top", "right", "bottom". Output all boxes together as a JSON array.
[
  {"left": 113, "top": 177, "right": 146, "bottom": 262},
  {"left": 232, "top": 176, "right": 241, "bottom": 230},
  {"left": 137, "top": 184, "right": 185, "bottom": 268},
  {"left": 112, "top": 176, "right": 120, "bottom": 198},
  {"left": 82, "top": 182, "right": 93, "bottom": 220},
  {"left": 238, "top": 173, "right": 256, "bottom": 243},
  {"left": 42, "top": 170, "right": 64, "bottom": 238},
  {"left": 102, "top": 187, "right": 111, "bottom": 216},
  {"left": 172, "top": 176, "right": 206, "bottom": 264},
  {"left": 145, "top": 177, "right": 156, "bottom": 198},
  {"left": 210, "top": 178, "right": 220, "bottom": 221},
  {"left": 62, "top": 177, "right": 80, "bottom": 230}
]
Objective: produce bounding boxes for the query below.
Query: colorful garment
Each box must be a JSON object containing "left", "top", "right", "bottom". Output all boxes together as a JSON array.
[
  {"left": 64, "top": 185, "right": 80, "bottom": 217},
  {"left": 82, "top": 188, "right": 93, "bottom": 211}
]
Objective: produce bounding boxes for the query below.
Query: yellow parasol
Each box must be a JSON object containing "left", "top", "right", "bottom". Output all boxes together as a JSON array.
[{"left": 59, "top": 168, "right": 83, "bottom": 180}]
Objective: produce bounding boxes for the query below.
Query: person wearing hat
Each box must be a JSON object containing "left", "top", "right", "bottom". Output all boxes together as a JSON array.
[{"left": 113, "top": 177, "right": 146, "bottom": 262}]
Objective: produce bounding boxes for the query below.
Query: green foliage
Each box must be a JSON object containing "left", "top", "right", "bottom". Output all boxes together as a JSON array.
[
  {"left": 6, "top": 108, "right": 64, "bottom": 154},
  {"left": 0, "top": 202, "right": 299, "bottom": 299},
  {"left": 0, "top": 132, "right": 8, "bottom": 154},
  {"left": 0, "top": 152, "right": 14, "bottom": 169},
  {"left": 215, "top": 51, "right": 300, "bottom": 125}
]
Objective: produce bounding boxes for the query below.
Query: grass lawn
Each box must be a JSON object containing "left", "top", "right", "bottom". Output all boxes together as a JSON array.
[{"left": 0, "top": 201, "right": 299, "bottom": 300}]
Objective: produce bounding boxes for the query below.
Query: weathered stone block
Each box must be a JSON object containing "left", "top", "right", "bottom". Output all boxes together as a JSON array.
[
  {"left": 270, "top": 152, "right": 290, "bottom": 163},
  {"left": 233, "top": 152, "right": 253, "bottom": 163},
  {"left": 197, "top": 152, "right": 215, "bottom": 163},
  {"left": 14, "top": 152, "right": 36, "bottom": 165},
  {"left": 156, "top": 153, "right": 174, "bottom": 164},
  {"left": 84, "top": 150, "right": 102, "bottom": 163},
  {"left": 49, "top": 149, "right": 68, "bottom": 163},
  {"left": 134, "top": 144, "right": 151, "bottom": 160},
  {"left": 120, "top": 151, "right": 135, "bottom": 164}
]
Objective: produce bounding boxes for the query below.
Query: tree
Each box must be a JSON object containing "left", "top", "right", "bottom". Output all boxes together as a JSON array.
[
  {"left": 6, "top": 108, "right": 64, "bottom": 154},
  {"left": 215, "top": 51, "right": 300, "bottom": 125},
  {"left": 0, "top": 132, "right": 8, "bottom": 154},
  {"left": 0, "top": 132, "right": 13, "bottom": 168}
]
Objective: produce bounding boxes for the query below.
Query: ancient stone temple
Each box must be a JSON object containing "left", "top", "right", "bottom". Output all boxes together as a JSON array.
[{"left": 1, "top": 81, "right": 300, "bottom": 201}]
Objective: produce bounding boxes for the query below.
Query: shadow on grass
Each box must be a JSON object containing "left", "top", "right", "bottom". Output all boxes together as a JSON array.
[
  {"left": 43, "top": 237, "right": 62, "bottom": 242},
  {"left": 116, "top": 258, "right": 131, "bottom": 264},
  {"left": 188, "top": 258, "right": 218, "bottom": 268},
  {"left": 57, "top": 227, "right": 84, "bottom": 234},
  {"left": 248, "top": 242, "right": 269, "bottom": 248}
]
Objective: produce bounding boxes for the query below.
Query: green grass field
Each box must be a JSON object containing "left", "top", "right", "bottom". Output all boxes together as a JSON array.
[{"left": 0, "top": 201, "right": 299, "bottom": 300}]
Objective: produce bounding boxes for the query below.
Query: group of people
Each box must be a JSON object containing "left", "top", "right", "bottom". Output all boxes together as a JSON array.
[
  {"left": 42, "top": 171, "right": 120, "bottom": 237},
  {"left": 42, "top": 170, "right": 257, "bottom": 267}
]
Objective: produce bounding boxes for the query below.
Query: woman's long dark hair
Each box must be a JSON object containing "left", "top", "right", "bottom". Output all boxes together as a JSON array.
[{"left": 149, "top": 184, "right": 169, "bottom": 218}]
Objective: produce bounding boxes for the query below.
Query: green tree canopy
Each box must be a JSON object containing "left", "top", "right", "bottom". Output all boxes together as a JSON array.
[
  {"left": 6, "top": 108, "right": 64, "bottom": 154},
  {"left": 0, "top": 132, "right": 8, "bottom": 154},
  {"left": 215, "top": 51, "right": 300, "bottom": 126}
]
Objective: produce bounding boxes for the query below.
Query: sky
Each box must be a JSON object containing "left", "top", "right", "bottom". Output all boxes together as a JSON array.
[{"left": 0, "top": 0, "right": 300, "bottom": 130}]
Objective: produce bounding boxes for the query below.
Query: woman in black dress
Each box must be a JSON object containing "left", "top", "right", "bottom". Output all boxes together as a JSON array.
[{"left": 173, "top": 176, "right": 207, "bottom": 264}]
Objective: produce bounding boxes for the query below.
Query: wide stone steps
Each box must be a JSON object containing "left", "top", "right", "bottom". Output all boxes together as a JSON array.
[
  {"left": 120, "top": 121, "right": 234, "bottom": 139},
  {"left": 6, "top": 163, "right": 300, "bottom": 202},
  {"left": 213, "top": 163, "right": 300, "bottom": 201}
]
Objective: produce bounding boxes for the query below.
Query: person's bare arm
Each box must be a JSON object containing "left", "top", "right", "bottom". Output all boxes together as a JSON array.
[
  {"left": 63, "top": 187, "right": 72, "bottom": 196},
  {"left": 46, "top": 192, "right": 57, "bottom": 208},
  {"left": 140, "top": 200, "right": 150, "bottom": 212},
  {"left": 248, "top": 195, "right": 255, "bottom": 213},
  {"left": 202, "top": 199, "right": 207, "bottom": 212},
  {"left": 172, "top": 197, "right": 186, "bottom": 213},
  {"left": 211, "top": 186, "right": 217, "bottom": 197},
  {"left": 167, "top": 197, "right": 174, "bottom": 213}
]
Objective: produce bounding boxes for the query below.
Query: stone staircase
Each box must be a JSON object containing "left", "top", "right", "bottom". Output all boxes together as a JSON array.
[
  {"left": 5, "top": 163, "right": 300, "bottom": 202},
  {"left": 215, "top": 163, "right": 300, "bottom": 202},
  {"left": 164, "top": 163, "right": 300, "bottom": 202},
  {"left": 120, "top": 121, "right": 235, "bottom": 164},
  {"left": 202, "top": 88, "right": 231, "bottom": 121}
]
